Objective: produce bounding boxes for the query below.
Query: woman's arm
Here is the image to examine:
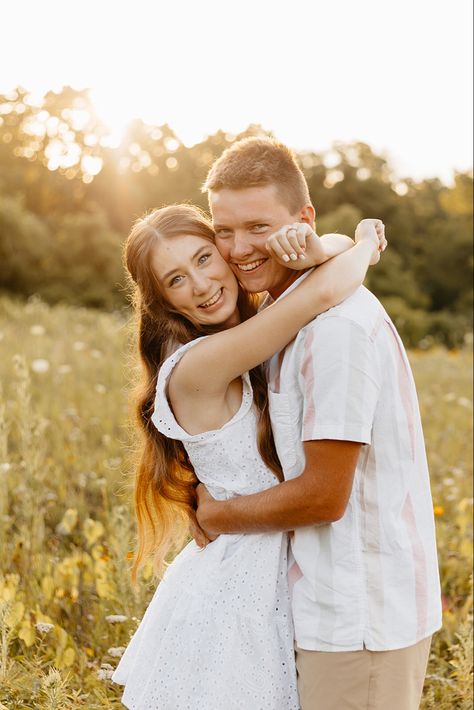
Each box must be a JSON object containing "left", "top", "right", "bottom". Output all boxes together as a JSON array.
[
  {"left": 172, "top": 220, "right": 382, "bottom": 397},
  {"left": 319, "top": 233, "right": 354, "bottom": 259}
]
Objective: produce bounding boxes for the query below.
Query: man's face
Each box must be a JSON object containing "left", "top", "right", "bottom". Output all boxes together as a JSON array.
[{"left": 210, "top": 185, "right": 312, "bottom": 298}]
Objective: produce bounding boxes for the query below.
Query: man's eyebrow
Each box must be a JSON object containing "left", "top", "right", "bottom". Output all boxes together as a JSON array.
[
  {"left": 214, "top": 219, "right": 271, "bottom": 229},
  {"left": 161, "top": 245, "right": 209, "bottom": 282}
]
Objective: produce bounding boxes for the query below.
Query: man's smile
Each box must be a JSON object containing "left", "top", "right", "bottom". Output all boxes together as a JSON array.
[{"left": 234, "top": 258, "right": 267, "bottom": 273}]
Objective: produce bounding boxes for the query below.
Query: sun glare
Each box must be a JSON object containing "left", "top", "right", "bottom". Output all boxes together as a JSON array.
[{"left": 90, "top": 90, "right": 132, "bottom": 148}]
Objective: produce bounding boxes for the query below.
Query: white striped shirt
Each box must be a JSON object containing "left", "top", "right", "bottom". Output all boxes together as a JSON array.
[{"left": 265, "top": 279, "right": 442, "bottom": 651}]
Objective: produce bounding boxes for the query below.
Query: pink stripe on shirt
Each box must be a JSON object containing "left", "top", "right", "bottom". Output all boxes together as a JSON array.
[
  {"left": 302, "top": 329, "right": 316, "bottom": 437},
  {"left": 402, "top": 492, "right": 428, "bottom": 640},
  {"left": 388, "top": 321, "right": 416, "bottom": 460}
]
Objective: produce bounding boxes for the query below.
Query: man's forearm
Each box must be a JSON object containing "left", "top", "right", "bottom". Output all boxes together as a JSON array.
[{"left": 197, "top": 475, "right": 337, "bottom": 536}]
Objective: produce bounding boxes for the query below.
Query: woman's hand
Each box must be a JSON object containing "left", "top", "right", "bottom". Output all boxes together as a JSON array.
[
  {"left": 355, "top": 219, "right": 387, "bottom": 265},
  {"left": 265, "top": 223, "right": 327, "bottom": 270}
]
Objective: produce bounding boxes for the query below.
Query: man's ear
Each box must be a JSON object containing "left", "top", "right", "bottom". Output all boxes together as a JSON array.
[{"left": 299, "top": 204, "right": 315, "bottom": 227}]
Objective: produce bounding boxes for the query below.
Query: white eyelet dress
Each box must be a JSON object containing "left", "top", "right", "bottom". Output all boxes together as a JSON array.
[{"left": 112, "top": 339, "right": 299, "bottom": 710}]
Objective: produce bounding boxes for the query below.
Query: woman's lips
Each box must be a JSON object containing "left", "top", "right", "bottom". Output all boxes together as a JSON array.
[{"left": 198, "top": 287, "right": 224, "bottom": 310}]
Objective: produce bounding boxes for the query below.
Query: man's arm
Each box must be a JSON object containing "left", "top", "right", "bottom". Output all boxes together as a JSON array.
[{"left": 196, "top": 439, "right": 362, "bottom": 536}]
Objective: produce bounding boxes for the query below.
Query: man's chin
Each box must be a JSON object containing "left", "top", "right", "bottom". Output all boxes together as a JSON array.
[{"left": 232, "top": 265, "right": 271, "bottom": 292}]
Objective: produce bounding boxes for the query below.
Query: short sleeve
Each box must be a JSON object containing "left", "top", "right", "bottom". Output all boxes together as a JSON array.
[
  {"left": 300, "top": 316, "right": 381, "bottom": 444},
  {"left": 151, "top": 338, "right": 253, "bottom": 442}
]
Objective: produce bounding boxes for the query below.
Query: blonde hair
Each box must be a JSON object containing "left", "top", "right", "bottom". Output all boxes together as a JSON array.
[
  {"left": 203, "top": 137, "right": 311, "bottom": 214},
  {"left": 124, "top": 204, "right": 283, "bottom": 583}
]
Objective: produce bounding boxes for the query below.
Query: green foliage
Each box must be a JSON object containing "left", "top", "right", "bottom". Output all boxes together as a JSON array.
[
  {"left": 0, "top": 86, "right": 472, "bottom": 344},
  {"left": 0, "top": 195, "right": 123, "bottom": 309}
]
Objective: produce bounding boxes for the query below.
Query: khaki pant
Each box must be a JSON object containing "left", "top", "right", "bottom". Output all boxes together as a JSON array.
[{"left": 295, "top": 636, "right": 432, "bottom": 710}]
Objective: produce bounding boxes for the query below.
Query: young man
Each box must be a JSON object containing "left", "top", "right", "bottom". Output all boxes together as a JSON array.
[{"left": 195, "top": 138, "right": 442, "bottom": 710}]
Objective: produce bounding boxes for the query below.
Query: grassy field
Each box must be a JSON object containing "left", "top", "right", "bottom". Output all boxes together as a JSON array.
[{"left": 0, "top": 295, "right": 472, "bottom": 709}]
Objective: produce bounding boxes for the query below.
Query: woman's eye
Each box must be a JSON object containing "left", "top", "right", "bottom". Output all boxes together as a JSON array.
[
  {"left": 170, "top": 275, "right": 183, "bottom": 286},
  {"left": 198, "top": 253, "right": 211, "bottom": 264}
]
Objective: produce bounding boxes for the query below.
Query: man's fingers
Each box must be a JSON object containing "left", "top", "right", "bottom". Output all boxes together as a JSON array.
[{"left": 188, "top": 513, "right": 211, "bottom": 549}]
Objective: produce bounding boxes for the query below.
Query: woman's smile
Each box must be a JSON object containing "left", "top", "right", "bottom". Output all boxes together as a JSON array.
[{"left": 198, "top": 287, "right": 224, "bottom": 310}]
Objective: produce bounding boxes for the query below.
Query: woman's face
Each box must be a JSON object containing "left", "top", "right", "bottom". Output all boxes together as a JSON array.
[{"left": 151, "top": 234, "right": 240, "bottom": 328}]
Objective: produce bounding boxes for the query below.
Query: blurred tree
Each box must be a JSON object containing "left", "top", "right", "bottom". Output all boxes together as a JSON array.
[{"left": 0, "top": 86, "right": 472, "bottom": 345}]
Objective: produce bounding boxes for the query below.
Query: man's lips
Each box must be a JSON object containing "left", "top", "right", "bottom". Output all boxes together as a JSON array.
[{"left": 233, "top": 258, "right": 267, "bottom": 273}]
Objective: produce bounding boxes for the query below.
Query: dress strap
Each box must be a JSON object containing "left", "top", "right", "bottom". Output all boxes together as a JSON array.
[{"left": 151, "top": 338, "right": 253, "bottom": 442}]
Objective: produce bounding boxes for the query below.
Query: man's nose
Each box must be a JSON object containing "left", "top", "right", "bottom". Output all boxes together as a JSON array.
[{"left": 230, "top": 231, "right": 254, "bottom": 261}]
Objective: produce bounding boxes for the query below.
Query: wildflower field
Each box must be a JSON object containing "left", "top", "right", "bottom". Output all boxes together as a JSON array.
[{"left": 0, "top": 295, "right": 472, "bottom": 709}]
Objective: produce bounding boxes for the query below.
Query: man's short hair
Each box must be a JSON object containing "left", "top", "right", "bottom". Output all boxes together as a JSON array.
[{"left": 203, "top": 137, "right": 312, "bottom": 214}]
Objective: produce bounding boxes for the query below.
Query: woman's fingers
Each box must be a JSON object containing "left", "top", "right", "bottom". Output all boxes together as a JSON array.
[
  {"left": 266, "top": 233, "right": 295, "bottom": 261},
  {"left": 266, "top": 223, "right": 311, "bottom": 262},
  {"left": 286, "top": 223, "right": 308, "bottom": 259}
]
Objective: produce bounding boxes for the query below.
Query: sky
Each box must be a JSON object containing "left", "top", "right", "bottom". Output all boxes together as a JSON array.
[{"left": 1, "top": 0, "right": 473, "bottom": 183}]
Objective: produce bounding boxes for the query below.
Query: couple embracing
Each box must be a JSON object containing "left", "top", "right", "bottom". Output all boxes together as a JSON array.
[{"left": 112, "top": 138, "right": 441, "bottom": 710}]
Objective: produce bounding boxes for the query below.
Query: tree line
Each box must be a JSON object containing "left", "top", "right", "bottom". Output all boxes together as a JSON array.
[{"left": 0, "top": 87, "right": 472, "bottom": 347}]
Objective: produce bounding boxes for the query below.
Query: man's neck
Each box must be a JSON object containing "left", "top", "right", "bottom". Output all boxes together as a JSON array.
[{"left": 268, "top": 269, "right": 309, "bottom": 301}]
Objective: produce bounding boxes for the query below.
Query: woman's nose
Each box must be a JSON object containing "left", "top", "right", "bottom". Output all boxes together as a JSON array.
[{"left": 192, "top": 273, "right": 212, "bottom": 295}]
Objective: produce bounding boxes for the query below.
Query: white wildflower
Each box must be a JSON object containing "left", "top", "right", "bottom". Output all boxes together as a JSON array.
[
  {"left": 94, "top": 384, "right": 106, "bottom": 394},
  {"left": 30, "top": 324, "right": 46, "bottom": 336},
  {"left": 97, "top": 664, "right": 114, "bottom": 680},
  {"left": 68, "top": 427, "right": 83, "bottom": 442},
  {"left": 64, "top": 407, "right": 78, "bottom": 417},
  {"left": 73, "top": 341, "right": 86, "bottom": 351},
  {"left": 31, "top": 358, "right": 50, "bottom": 373},
  {"left": 105, "top": 614, "right": 128, "bottom": 624},
  {"left": 36, "top": 622, "right": 54, "bottom": 634},
  {"left": 90, "top": 349, "right": 103, "bottom": 358},
  {"left": 0, "top": 463, "right": 11, "bottom": 473},
  {"left": 107, "top": 646, "right": 126, "bottom": 658},
  {"left": 457, "top": 397, "right": 472, "bottom": 408},
  {"left": 106, "top": 457, "right": 122, "bottom": 469}
]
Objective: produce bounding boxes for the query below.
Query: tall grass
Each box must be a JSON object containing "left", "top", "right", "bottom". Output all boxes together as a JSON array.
[{"left": 0, "top": 295, "right": 472, "bottom": 708}]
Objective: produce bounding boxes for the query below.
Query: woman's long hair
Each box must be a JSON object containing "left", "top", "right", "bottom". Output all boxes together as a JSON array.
[{"left": 124, "top": 204, "right": 283, "bottom": 583}]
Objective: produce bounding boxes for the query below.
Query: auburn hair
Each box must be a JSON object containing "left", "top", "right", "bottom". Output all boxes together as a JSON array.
[
  {"left": 124, "top": 204, "right": 283, "bottom": 583},
  {"left": 203, "top": 137, "right": 311, "bottom": 214}
]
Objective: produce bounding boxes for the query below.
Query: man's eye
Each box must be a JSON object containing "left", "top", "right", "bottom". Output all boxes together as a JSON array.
[
  {"left": 215, "top": 229, "right": 232, "bottom": 238},
  {"left": 252, "top": 224, "right": 268, "bottom": 232}
]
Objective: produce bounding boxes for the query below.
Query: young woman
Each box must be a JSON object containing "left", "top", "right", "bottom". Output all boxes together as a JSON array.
[{"left": 112, "top": 205, "right": 383, "bottom": 709}]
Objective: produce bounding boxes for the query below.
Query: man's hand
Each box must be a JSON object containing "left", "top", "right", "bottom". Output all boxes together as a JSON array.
[
  {"left": 355, "top": 219, "right": 387, "bottom": 265},
  {"left": 265, "top": 223, "right": 327, "bottom": 269},
  {"left": 188, "top": 508, "right": 213, "bottom": 548},
  {"left": 195, "top": 484, "right": 219, "bottom": 542}
]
